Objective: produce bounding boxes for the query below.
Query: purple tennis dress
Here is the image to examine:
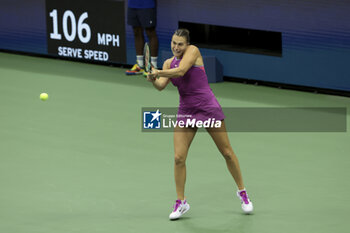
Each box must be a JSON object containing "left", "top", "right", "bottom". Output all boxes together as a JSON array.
[{"left": 170, "top": 57, "right": 225, "bottom": 122}]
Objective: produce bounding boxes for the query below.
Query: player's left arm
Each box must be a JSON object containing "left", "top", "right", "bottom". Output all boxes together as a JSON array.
[{"left": 152, "top": 45, "right": 199, "bottom": 78}]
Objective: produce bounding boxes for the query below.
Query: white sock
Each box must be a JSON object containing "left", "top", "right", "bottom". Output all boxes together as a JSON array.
[
  {"left": 151, "top": 56, "right": 158, "bottom": 68},
  {"left": 136, "top": 55, "right": 144, "bottom": 68}
]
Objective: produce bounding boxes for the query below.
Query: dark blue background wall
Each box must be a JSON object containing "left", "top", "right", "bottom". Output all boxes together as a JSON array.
[
  {"left": 1, "top": 0, "right": 350, "bottom": 91},
  {"left": 0, "top": 0, "right": 46, "bottom": 54}
]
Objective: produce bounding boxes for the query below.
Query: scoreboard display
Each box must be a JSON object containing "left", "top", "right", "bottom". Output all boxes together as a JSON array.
[{"left": 46, "top": 0, "right": 126, "bottom": 63}]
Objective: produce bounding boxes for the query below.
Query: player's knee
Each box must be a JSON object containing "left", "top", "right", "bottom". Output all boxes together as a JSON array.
[
  {"left": 174, "top": 154, "right": 186, "bottom": 165},
  {"left": 221, "top": 148, "right": 234, "bottom": 161}
]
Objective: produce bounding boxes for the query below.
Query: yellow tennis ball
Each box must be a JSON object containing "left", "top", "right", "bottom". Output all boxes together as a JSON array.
[{"left": 40, "top": 93, "right": 49, "bottom": 101}]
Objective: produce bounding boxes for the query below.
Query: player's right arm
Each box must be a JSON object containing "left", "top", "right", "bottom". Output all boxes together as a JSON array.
[{"left": 148, "top": 58, "right": 172, "bottom": 91}]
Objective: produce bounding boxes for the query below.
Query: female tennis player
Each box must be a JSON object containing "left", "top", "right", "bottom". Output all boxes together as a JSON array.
[{"left": 147, "top": 29, "right": 253, "bottom": 220}]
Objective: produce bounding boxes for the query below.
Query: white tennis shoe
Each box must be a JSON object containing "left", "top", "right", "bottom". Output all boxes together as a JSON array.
[
  {"left": 237, "top": 189, "right": 253, "bottom": 214},
  {"left": 169, "top": 199, "right": 190, "bottom": 220}
]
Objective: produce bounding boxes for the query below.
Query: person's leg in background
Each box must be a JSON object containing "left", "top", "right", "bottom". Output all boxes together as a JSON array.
[
  {"left": 126, "top": 8, "right": 145, "bottom": 75},
  {"left": 145, "top": 27, "right": 158, "bottom": 68}
]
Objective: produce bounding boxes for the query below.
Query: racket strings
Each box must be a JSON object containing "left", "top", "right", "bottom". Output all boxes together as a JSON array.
[{"left": 144, "top": 43, "right": 151, "bottom": 72}]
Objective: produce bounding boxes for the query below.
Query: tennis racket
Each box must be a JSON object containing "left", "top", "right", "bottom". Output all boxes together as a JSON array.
[{"left": 143, "top": 42, "right": 152, "bottom": 73}]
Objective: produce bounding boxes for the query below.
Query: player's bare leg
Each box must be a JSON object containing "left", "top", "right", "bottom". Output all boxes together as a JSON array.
[
  {"left": 206, "top": 121, "right": 244, "bottom": 189},
  {"left": 173, "top": 126, "right": 197, "bottom": 200},
  {"left": 206, "top": 121, "right": 253, "bottom": 214},
  {"left": 169, "top": 126, "right": 197, "bottom": 220}
]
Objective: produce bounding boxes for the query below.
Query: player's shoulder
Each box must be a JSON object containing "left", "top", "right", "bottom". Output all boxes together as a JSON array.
[
  {"left": 188, "top": 44, "right": 198, "bottom": 50},
  {"left": 164, "top": 56, "right": 175, "bottom": 65},
  {"left": 188, "top": 44, "right": 200, "bottom": 52},
  {"left": 166, "top": 56, "right": 175, "bottom": 62},
  {"left": 185, "top": 45, "right": 200, "bottom": 56}
]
